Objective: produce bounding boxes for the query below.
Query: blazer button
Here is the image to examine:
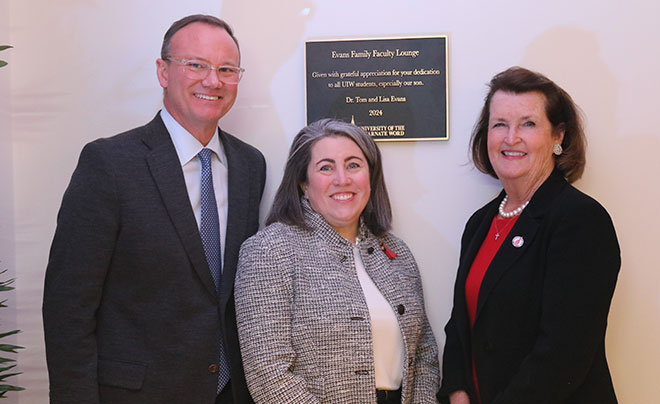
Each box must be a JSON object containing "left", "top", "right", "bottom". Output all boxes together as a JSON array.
[
  {"left": 340, "top": 255, "right": 347, "bottom": 263},
  {"left": 367, "top": 247, "right": 374, "bottom": 254},
  {"left": 208, "top": 364, "right": 219, "bottom": 373},
  {"left": 484, "top": 342, "right": 494, "bottom": 353},
  {"left": 397, "top": 304, "right": 405, "bottom": 315}
]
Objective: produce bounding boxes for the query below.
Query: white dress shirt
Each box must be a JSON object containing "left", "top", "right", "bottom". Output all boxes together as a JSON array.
[
  {"left": 160, "top": 108, "right": 228, "bottom": 268},
  {"left": 353, "top": 244, "right": 405, "bottom": 390}
]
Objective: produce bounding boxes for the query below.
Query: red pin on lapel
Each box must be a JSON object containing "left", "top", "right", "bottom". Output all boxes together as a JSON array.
[
  {"left": 380, "top": 243, "right": 397, "bottom": 260},
  {"left": 512, "top": 236, "right": 524, "bottom": 248}
]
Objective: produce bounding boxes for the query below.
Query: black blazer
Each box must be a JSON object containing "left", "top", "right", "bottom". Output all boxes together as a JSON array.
[
  {"left": 43, "top": 114, "right": 265, "bottom": 404},
  {"left": 439, "top": 170, "right": 620, "bottom": 404}
]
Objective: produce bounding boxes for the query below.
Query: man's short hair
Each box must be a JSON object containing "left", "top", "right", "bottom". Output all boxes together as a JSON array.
[{"left": 160, "top": 14, "right": 239, "bottom": 59}]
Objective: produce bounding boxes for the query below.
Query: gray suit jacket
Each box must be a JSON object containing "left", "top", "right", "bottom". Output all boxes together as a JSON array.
[
  {"left": 43, "top": 114, "right": 265, "bottom": 404},
  {"left": 235, "top": 201, "right": 439, "bottom": 404}
]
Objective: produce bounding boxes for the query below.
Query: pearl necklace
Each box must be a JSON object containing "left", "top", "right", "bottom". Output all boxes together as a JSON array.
[{"left": 498, "top": 195, "right": 529, "bottom": 218}]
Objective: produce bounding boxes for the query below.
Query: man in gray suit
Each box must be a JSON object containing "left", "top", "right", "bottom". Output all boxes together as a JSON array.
[{"left": 43, "top": 14, "right": 265, "bottom": 404}]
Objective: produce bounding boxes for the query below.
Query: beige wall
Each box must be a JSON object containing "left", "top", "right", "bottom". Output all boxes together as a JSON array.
[{"left": 4, "top": 0, "right": 659, "bottom": 402}]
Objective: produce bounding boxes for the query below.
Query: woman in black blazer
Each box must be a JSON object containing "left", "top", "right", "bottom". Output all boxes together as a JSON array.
[{"left": 438, "top": 67, "right": 620, "bottom": 404}]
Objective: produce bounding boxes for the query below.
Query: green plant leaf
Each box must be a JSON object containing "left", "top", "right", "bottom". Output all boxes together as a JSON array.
[
  {"left": 0, "top": 385, "right": 25, "bottom": 394},
  {"left": 0, "top": 265, "right": 22, "bottom": 397},
  {"left": 0, "top": 345, "right": 23, "bottom": 354},
  {"left": 0, "top": 330, "right": 19, "bottom": 339},
  {"left": 0, "top": 61, "right": 7, "bottom": 68},
  {"left": 0, "top": 279, "right": 15, "bottom": 291},
  {"left": 0, "top": 46, "right": 12, "bottom": 51},
  {"left": 0, "top": 372, "right": 21, "bottom": 382},
  {"left": 0, "top": 364, "right": 16, "bottom": 373}
]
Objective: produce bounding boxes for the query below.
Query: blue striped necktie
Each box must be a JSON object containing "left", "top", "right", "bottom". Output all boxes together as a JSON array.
[{"left": 198, "top": 148, "right": 231, "bottom": 392}]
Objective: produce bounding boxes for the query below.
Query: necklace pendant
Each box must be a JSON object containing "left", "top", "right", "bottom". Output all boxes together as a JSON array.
[{"left": 495, "top": 232, "right": 500, "bottom": 240}]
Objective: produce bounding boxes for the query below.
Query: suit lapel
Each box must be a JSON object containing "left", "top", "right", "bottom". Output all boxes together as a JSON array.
[
  {"left": 457, "top": 200, "right": 499, "bottom": 289},
  {"left": 219, "top": 130, "right": 251, "bottom": 307},
  {"left": 454, "top": 196, "right": 500, "bottom": 342},
  {"left": 142, "top": 114, "right": 217, "bottom": 297},
  {"left": 473, "top": 209, "right": 540, "bottom": 323},
  {"left": 473, "top": 171, "right": 567, "bottom": 324}
]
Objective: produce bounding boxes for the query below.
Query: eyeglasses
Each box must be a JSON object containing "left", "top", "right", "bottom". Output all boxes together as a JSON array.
[{"left": 165, "top": 57, "right": 245, "bottom": 84}]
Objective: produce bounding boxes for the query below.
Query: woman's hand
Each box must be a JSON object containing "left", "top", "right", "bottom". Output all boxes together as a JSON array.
[{"left": 449, "top": 390, "right": 470, "bottom": 404}]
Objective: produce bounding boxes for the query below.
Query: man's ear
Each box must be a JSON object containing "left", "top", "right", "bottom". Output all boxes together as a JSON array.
[{"left": 156, "top": 58, "right": 169, "bottom": 89}]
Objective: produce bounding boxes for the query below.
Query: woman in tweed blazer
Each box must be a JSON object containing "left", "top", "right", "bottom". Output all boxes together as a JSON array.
[{"left": 235, "top": 119, "right": 439, "bottom": 404}]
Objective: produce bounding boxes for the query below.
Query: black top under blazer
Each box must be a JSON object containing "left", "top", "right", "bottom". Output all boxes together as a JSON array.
[
  {"left": 43, "top": 114, "right": 266, "bottom": 404},
  {"left": 439, "top": 170, "right": 621, "bottom": 404}
]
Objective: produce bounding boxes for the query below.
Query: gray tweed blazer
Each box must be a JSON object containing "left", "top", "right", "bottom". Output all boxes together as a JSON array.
[{"left": 235, "top": 201, "right": 439, "bottom": 403}]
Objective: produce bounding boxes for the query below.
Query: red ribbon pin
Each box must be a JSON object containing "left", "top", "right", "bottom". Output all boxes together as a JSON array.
[{"left": 380, "top": 243, "right": 397, "bottom": 260}]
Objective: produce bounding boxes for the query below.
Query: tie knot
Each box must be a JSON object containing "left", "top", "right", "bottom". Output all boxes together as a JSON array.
[{"left": 198, "top": 148, "right": 213, "bottom": 166}]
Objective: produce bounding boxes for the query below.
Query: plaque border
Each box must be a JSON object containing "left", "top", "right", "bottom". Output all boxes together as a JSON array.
[{"left": 304, "top": 35, "right": 450, "bottom": 142}]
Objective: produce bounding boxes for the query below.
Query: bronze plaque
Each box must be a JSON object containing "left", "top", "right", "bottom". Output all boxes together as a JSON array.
[{"left": 305, "top": 36, "right": 448, "bottom": 141}]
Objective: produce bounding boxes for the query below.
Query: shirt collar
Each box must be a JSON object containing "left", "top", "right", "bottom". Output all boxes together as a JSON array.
[
  {"left": 301, "top": 197, "right": 370, "bottom": 248},
  {"left": 160, "top": 107, "right": 227, "bottom": 167}
]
